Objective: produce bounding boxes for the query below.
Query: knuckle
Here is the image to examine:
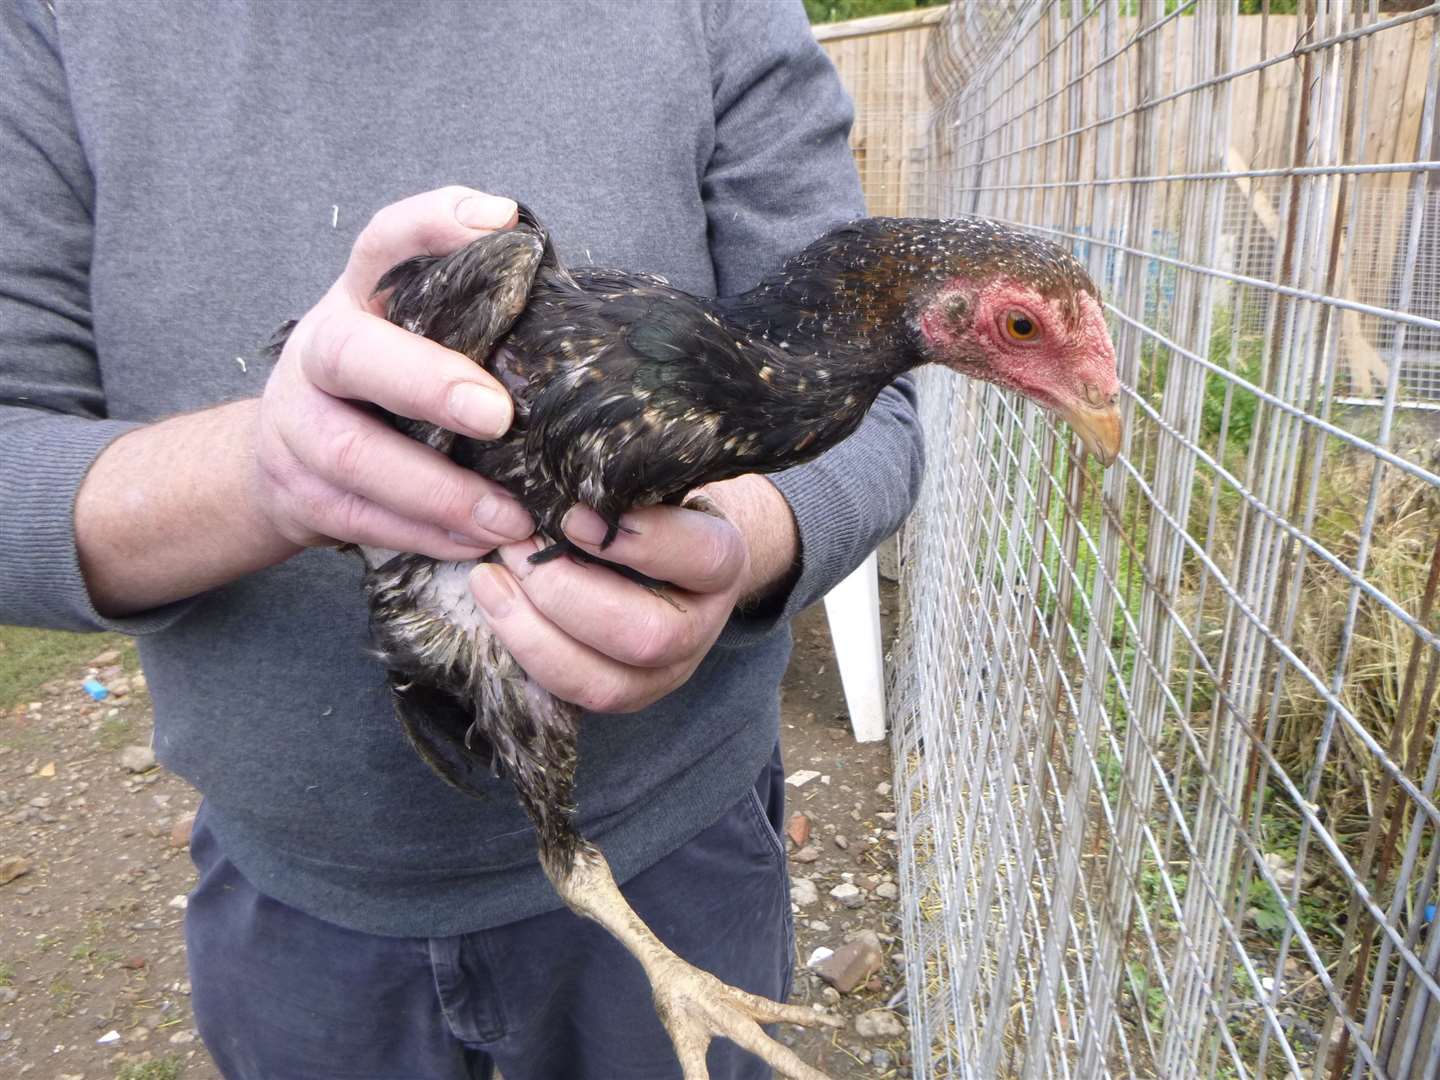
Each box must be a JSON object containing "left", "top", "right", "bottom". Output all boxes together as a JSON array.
[
  {"left": 626, "top": 609, "right": 680, "bottom": 668},
  {"left": 578, "top": 673, "right": 633, "bottom": 715},
  {"left": 327, "top": 424, "right": 375, "bottom": 488},
  {"left": 303, "top": 307, "right": 361, "bottom": 388},
  {"left": 694, "top": 528, "right": 746, "bottom": 591},
  {"left": 357, "top": 205, "right": 399, "bottom": 254},
  {"left": 319, "top": 490, "right": 371, "bottom": 541},
  {"left": 425, "top": 470, "right": 478, "bottom": 528}
]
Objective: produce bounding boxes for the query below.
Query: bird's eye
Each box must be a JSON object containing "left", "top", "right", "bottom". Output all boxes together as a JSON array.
[{"left": 1005, "top": 311, "right": 1039, "bottom": 341}]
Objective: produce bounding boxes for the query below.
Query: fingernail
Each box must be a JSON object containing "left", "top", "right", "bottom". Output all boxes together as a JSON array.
[
  {"left": 561, "top": 505, "right": 610, "bottom": 546},
  {"left": 449, "top": 382, "right": 510, "bottom": 439},
  {"left": 455, "top": 194, "right": 517, "bottom": 230},
  {"left": 471, "top": 565, "right": 516, "bottom": 619},
  {"left": 447, "top": 530, "right": 493, "bottom": 550},
  {"left": 474, "top": 490, "right": 532, "bottom": 539}
]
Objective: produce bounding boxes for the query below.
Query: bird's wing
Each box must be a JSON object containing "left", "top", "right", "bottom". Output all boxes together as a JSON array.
[
  {"left": 516, "top": 285, "right": 777, "bottom": 534},
  {"left": 380, "top": 226, "right": 548, "bottom": 365},
  {"left": 377, "top": 221, "right": 549, "bottom": 453}
]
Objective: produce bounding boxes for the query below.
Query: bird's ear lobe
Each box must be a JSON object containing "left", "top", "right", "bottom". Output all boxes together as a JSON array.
[{"left": 917, "top": 287, "right": 973, "bottom": 362}]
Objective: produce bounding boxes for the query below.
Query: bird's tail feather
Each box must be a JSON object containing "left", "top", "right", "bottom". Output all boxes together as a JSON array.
[{"left": 367, "top": 554, "right": 585, "bottom": 872}]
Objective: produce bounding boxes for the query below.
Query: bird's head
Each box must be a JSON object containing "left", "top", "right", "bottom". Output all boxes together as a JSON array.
[{"left": 908, "top": 223, "right": 1123, "bottom": 466}]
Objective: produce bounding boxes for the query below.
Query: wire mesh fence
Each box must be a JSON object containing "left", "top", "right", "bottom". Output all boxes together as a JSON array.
[{"left": 832, "top": 2, "right": 1440, "bottom": 1076}]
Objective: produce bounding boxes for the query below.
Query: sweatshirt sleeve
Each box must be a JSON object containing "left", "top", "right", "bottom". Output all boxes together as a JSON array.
[
  {"left": 0, "top": 0, "right": 188, "bottom": 633},
  {"left": 701, "top": 0, "right": 925, "bottom": 647}
]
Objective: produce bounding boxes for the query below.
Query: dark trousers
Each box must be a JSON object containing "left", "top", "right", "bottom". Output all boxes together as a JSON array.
[{"left": 185, "top": 748, "right": 794, "bottom": 1079}]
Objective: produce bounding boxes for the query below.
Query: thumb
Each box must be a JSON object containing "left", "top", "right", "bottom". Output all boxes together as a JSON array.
[{"left": 339, "top": 186, "right": 519, "bottom": 312}]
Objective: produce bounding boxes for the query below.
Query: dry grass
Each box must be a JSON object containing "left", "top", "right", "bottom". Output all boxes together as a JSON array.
[{"left": 1274, "top": 424, "right": 1440, "bottom": 828}]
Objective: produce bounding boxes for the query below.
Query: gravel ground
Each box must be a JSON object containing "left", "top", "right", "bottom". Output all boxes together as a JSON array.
[{"left": 0, "top": 600, "right": 908, "bottom": 1079}]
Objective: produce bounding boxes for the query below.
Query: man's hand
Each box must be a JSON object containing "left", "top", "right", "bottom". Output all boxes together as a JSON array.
[
  {"left": 469, "top": 473, "right": 798, "bottom": 714},
  {"left": 76, "top": 186, "right": 535, "bottom": 616},
  {"left": 253, "top": 186, "right": 533, "bottom": 560}
]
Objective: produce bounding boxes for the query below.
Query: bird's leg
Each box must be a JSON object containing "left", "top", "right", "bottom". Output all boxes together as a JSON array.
[{"left": 543, "top": 845, "right": 841, "bottom": 1080}]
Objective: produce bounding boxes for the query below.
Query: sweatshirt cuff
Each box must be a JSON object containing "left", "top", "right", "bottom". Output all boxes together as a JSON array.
[{"left": 0, "top": 414, "right": 197, "bottom": 634}]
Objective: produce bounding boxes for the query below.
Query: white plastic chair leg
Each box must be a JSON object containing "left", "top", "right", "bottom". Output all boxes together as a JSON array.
[{"left": 822, "top": 551, "right": 887, "bottom": 743}]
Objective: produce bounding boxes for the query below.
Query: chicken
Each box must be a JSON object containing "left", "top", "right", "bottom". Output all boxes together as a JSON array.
[{"left": 335, "top": 204, "right": 1121, "bottom": 1080}]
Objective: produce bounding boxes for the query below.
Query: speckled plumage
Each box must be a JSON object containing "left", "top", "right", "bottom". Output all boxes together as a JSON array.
[
  {"left": 325, "top": 204, "right": 1117, "bottom": 878},
  {"left": 264, "top": 205, "right": 1121, "bottom": 1078}
]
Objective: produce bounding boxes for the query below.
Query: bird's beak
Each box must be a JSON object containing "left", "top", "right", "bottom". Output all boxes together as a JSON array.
[{"left": 1057, "top": 400, "right": 1124, "bottom": 467}]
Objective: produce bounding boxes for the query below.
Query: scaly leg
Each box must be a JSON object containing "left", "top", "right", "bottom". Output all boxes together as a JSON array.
[{"left": 545, "top": 845, "right": 842, "bottom": 1080}]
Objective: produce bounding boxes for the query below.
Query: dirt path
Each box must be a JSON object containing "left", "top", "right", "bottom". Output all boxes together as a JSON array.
[{"left": 0, "top": 602, "right": 909, "bottom": 1079}]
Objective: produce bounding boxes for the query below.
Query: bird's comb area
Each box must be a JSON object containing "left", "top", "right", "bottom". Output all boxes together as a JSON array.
[
  {"left": 818, "top": 217, "right": 1095, "bottom": 293},
  {"left": 758, "top": 216, "right": 1101, "bottom": 345}
]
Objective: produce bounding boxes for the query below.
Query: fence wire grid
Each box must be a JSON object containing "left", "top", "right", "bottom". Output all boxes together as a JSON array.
[{"left": 849, "top": 2, "right": 1440, "bottom": 1077}]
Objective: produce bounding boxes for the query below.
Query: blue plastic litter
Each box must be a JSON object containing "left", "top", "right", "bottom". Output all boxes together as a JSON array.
[
  {"left": 1426, "top": 904, "right": 1436, "bottom": 924},
  {"left": 82, "top": 677, "right": 109, "bottom": 701}
]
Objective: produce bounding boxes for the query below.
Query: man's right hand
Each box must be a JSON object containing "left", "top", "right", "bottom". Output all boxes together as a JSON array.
[
  {"left": 252, "top": 186, "right": 534, "bottom": 560},
  {"left": 76, "top": 186, "right": 536, "bottom": 617}
]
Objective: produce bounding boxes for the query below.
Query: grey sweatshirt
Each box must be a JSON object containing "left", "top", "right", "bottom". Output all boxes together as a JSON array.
[{"left": 0, "top": 0, "right": 923, "bottom": 936}]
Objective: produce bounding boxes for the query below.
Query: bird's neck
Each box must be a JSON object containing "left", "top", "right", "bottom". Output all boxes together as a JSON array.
[{"left": 715, "top": 269, "right": 930, "bottom": 435}]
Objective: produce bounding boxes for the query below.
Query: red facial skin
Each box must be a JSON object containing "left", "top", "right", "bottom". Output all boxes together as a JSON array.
[{"left": 920, "top": 278, "right": 1119, "bottom": 417}]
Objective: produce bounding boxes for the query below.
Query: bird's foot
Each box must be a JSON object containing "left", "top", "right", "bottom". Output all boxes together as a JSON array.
[
  {"left": 649, "top": 950, "right": 841, "bottom": 1080},
  {"left": 545, "top": 845, "right": 840, "bottom": 1080}
]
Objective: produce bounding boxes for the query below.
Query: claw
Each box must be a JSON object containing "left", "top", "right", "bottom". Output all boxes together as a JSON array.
[
  {"left": 653, "top": 955, "right": 840, "bottom": 1080},
  {"left": 545, "top": 844, "right": 839, "bottom": 1080}
]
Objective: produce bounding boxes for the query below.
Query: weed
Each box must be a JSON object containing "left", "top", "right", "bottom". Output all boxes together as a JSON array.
[
  {"left": 48, "top": 975, "right": 81, "bottom": 1017},
  {"left": 116, "top": 1057, "right": 184, "bottom": 1080},
  {"left": 97, "top": 713, "right": 135, "bottom": 750}
]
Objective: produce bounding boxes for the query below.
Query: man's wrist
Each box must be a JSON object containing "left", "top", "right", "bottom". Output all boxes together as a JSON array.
[
  {"left": 697, "top": 474, "right": 800, "bottom": 609},
  {"left": 75, "top": 398, "right": 301, "bottom": 616}
]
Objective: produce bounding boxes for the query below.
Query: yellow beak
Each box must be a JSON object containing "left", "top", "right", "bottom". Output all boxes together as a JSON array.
[{"left": 1057, "top": 401, "right": 1124, "bottom": 467}]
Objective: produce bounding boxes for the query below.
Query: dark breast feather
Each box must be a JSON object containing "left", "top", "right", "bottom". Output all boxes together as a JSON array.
[{"left": 501, "top": 271, "right": 785, "bottom": 539}]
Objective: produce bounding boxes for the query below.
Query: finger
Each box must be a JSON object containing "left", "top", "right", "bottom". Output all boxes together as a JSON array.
[
  {"left": 300, "top": 304, "right": 513, "bottom": 439},
  {"left": 496, "top": 537, "right": 725, "bottom": 669},
  {"left": 560, "top": 504, "right": 748, "bottom": 596},
  {"left": 469, "top": 563, "right": 682, "bottom": 713},
  {"left": 273, "top": 470, "right": 500, "bottom": 562},
  {"left": 340, "top": 186, "right": 519, "bottom": 309},
  {"left": 279, "top": 388, "right": 534, "bottom": 547}
]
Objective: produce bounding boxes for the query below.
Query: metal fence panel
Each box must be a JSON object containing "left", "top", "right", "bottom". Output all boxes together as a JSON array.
[{"left": 879, "top": 2, "right": 1440, "bottom": 1076}]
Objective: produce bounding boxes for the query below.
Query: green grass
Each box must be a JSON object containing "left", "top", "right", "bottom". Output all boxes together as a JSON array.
[
  {"left": 0, "top": 625, "right": 128, "bottom": 711},
  {"left": 48, "top": 975, "right": 81, "bottom": 1017},
  {"left": 804, "top": 0, "right": 941, "bottom": 23},
  {"left": 97, "top": 713, "right": 137, "bottom": 750},
  {"left": 116, "top": 1057, "right": 184, "bottom": 1080}
]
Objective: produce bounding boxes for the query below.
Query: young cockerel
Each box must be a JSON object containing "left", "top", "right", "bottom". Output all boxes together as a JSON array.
[{"left": 336, "top": 204, "right": 1121, "bottom": 1079}]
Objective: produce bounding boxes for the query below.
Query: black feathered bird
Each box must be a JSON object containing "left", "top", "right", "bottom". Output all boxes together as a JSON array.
[{"left": 316, "top": 205, "right": 1122, "bottom": 1080}]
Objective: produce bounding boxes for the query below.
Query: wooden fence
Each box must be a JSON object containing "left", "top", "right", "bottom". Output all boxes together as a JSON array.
[{"left": 815, "top": 7, "right": 942, "bottom": 216}]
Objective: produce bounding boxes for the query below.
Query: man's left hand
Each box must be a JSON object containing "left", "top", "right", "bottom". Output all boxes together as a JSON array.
[{"left": 468, "top": 474, "right": 797, "bottom": 714}]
